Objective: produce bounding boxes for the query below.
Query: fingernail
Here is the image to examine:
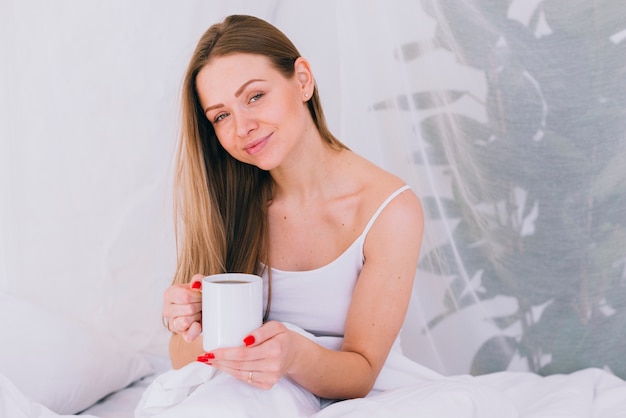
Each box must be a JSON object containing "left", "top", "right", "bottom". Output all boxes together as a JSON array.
[
  {"left": 191, "top": 281, "right": 202, "bottom": 289},
  {"left": 243, "top": 335, "right": 255, "bottom": 346},
  {"left": 196, "top": 352, "right": 215, "bottom": 362}
]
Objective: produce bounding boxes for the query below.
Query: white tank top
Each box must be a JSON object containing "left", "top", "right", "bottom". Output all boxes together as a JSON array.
[{"left": 262, "top": 185, "right": 411, "bottom": 338}]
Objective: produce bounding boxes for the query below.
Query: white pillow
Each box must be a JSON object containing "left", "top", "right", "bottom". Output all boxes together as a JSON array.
[{"left": 0, "top": 293, "right": 154, "bottom": 415}]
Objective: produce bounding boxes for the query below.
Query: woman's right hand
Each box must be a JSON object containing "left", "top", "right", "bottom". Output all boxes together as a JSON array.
[{"left": 162, "top": 273, "right": 204, "bottom": 342}]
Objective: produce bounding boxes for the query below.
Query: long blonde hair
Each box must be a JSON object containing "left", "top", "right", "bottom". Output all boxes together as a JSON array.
[{"left": 172, "top": 15, "right": 346, "bottom": 316}]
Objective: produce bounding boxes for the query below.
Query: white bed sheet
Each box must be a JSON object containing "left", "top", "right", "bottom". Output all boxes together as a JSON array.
[
  {"left": 131, "top": 323, "right": 626, "bottom": 418},
  {"left": 3, "top": 322, "right": 626, "bottom": 418},
  {"left": 79, "top": 355, "right": 172, "bottom": 418},
  {"left": 3, "top": 360, "right": 626, "bottom": 418},
  {"left": 132, "top": 363, "right": 626, "bottom": 418}
]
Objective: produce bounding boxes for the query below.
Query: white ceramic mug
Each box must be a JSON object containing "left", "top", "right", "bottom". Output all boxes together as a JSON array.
[{"left": 201, "top": 273, "right": 263, "bottom": 351}]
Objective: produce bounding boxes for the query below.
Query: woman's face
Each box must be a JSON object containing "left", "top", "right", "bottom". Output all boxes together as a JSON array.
[{"left": 196, "top": 53, "right": 312, "bottom": 171}]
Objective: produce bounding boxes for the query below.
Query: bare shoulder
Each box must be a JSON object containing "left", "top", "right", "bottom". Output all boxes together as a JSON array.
[
  {"left": 347, "top": 154, "right": 424, "bottom": 252},
  {"left": 348, "top": 153, "right": 422, "bottom": 221},
  {"left": 368, "top": 183, "right": 423, "bottom": 240}
]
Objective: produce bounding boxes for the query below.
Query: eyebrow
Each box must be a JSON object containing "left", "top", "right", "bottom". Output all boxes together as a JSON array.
[{"left": 203, "top": 79, "right": 265, "bottom": 114}]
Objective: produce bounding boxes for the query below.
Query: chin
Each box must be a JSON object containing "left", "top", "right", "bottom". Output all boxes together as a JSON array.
[
  {"left": 254, "top": 162, "right": 278, "bottom": 172},
  {"left": 246, "top": 155, "right": 282, "bottom": 172},
  {"left": 243, "top": 158, "right": 275, "bottom": 172}
]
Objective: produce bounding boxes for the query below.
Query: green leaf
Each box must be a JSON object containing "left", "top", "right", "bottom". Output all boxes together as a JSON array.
[
  {"left": 589, "top": 312, "right": 626, "bottom": 376},
  {"left": 486, "top": 64, "right": 545, "bottom": 142},
  {"left": 521, "top": 300, "right": 594, "bottom": 375},
  {"left": 421, "top": 196, "right": 461, "bottom": 220},
  {"left": 425, "top": 0, "right": 506, "bottom": 69},
  {"left": 396, "top": 39, "right": 445, "bottom": 62},
  {"left": 592, "top": 151, "right": 626, "bottom": 202},
  {"left": 418, "top": 243, "right": 457, "bottom": 275},
  {"left": 412, "top": 91, "right": 466, "bottom": 110},
  {"left": 371, "top": 91, "right": 466, "bottom": 111},
  {"left": 412, "top": 146, "right": 449, "bottom": 166},
  {"left": 543, "top": 0, "right": 626, "bottom": 39},
  {"left": 595, "top": 226, "right": 626, "bottom": 262},
  {"left": 471, "top": 335, "right": 518, "bottom": 375},
  {"left": 492, "top": 312, "right": 522, "bottom": 330}
]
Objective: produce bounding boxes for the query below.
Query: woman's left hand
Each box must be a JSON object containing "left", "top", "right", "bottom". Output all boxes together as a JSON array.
[{"left": 196, "top": 320, "right": 296, "bottom": 389}]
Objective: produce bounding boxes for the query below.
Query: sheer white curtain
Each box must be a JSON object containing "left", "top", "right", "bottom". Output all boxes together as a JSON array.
[
  {"left": 2, "top": 0, "right": 625, "bottom": 379},
  {"left": 335, "top": 0, "right": 626, "bottom": 377}
]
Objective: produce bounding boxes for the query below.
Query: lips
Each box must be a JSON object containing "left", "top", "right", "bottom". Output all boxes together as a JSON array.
[{"left": 244, "top": 134, "right": 271, "bottom": 155}]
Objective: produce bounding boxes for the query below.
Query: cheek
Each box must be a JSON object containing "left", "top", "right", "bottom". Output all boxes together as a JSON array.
[
  {"left": 213, "top": 129, "right": 236, "bottom": 153},
  {"left": 268, "top": 95, "right": 306, "bottom": 126}
]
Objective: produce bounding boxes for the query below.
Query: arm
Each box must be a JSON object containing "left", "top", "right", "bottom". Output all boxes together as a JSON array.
[
  {"left": 295, "top": 189, "right": 424, "bottom": 398},
  {"left": 204, "top": 190, "right": 424, "bottom": 399}
]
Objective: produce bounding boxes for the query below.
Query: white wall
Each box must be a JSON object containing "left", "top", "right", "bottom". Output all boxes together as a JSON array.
[{"left": 0, "top": 0, "right": 348, "bottom": 355}]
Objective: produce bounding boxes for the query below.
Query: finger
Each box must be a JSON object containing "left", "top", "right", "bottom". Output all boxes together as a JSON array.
[
  {"left": 207, "top": 322, "right": 284, "bottom": 360},
  {"left": 190, "top": 274, "right": 204, "bottom": 290},
  {"left": 209, "top": 346, "right": 249, "bottom": 363},
  {"left": 207, "top": 359, "right": 260, "bottom": 383},
  {"left": 182, "top": 321, "right": 202, "bottom": 342},
  {"left": 211, "top": 362, "right": 273, "bottom": 390},
  {"left": 162, "top": 300, "right": 202, "bottom": 324},
  {"left": 242, "top": 369, "right": 262, "bottom": 386},
  {"left": 171, "top": 312, "right": 202, "bottom": 334},
  {"left": 243, "top": 320, "right": 287, "bottom": 347},
  {"left": 163, "top": 285, "right": 202, "bottom": 306},
  {"left": 169, "top": 316, "right": 184, "bottom": 333},
  {"left": 202, "top": 346, "right": 281, "bottom": 389}
]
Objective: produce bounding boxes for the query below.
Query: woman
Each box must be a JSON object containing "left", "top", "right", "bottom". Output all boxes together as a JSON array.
[{"left": 160, "top": 14, "right": 425, "bottom": 414}]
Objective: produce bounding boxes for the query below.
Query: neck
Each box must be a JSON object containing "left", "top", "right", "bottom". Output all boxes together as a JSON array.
[{"left": 270, "top": 135, "right": 346, "bottom": 203}]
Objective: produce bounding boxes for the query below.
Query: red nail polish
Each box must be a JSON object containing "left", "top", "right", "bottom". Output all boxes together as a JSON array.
[
  {"left": 196, "top": 352, "right": 215, "bottom": 362},
  {"left": 243, "top": 335, "right": 255, "bottom": 346},
  {"left": 191, "top": 281, "right": 202, "bottom": 289}
]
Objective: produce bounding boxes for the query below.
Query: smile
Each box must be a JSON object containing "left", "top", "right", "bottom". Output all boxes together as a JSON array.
[{"left": 244, "top": 134, "right": 271, "bottom": 155}]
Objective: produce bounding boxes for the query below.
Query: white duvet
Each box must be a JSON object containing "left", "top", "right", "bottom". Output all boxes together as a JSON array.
[
  {"left": 0, "top": 364, "right": 626, "bottom": 418},
  {"left": 132, "top": 325, "right": 626, "bottom": 418},
  {"left": 132, "top": 363, "right": 626, "bottom": 418},
  {"left": 3, "top": 363, "right": 626, "bottom": 417},
  {"left": 3, "top": 324, "right": 625, "bottom": 418}
]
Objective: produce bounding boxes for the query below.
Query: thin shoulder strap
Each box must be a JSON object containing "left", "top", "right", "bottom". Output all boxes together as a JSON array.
[{"left": 362, "top": 185, "right": 411, "bottom": 238}]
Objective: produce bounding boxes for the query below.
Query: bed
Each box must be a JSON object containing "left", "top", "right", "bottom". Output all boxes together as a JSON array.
[
  {"left": 2, "top": 1, "right": 626, "bottom": 416},
  {"left": 3, "top": 292, "right": 626, "bottom": 418}
]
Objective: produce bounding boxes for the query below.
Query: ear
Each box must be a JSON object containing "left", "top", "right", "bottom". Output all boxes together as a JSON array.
[{"left": 294, "top": 57, "right": 314, "bottom": 100}]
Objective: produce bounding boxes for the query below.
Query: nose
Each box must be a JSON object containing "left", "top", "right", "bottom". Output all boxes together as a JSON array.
[{"left": 235, "top": 111, "right": 258, "bottom": 138}]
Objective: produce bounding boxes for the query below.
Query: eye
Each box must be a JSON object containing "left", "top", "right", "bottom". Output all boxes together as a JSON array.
[
  {"left": 249, "top": 92, "right": 264, "bottom": 103},
  {"left": 213, "top": 112, "right": 229, "bottom": 123}
]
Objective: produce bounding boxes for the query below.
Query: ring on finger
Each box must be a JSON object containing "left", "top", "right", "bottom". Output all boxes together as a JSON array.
[{"left": 247, "top": 371, "right": 253, "bottom": 384}]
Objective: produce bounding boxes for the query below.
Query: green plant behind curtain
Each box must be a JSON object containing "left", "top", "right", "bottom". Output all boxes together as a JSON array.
[{"left": 380, "top": 0, "right": 626, "bottom": 377}]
